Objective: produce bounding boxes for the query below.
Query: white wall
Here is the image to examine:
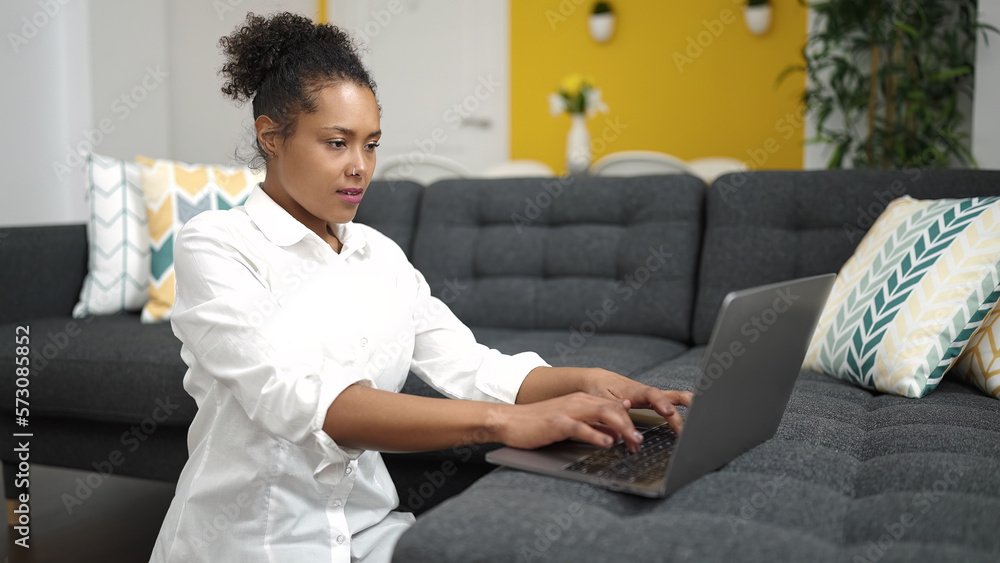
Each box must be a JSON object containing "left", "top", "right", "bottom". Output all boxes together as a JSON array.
[
  {"left": 974, "top": 0, "right": 1000, "bottom": 168},
  {"left": 0, "top": 0, "right": 314, "bottom": 228},
  {"left": 167, "top": 0, "right": 314, "bottom": 165},
  {"left": 1, "top": 0, "right": 93, "bottom": 227},
  {"left": 88, "top": 0, "right": 171, "bottom": 163}
]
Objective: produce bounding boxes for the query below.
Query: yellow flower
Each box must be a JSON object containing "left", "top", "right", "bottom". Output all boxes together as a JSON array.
[{"left": 560, "top": 74, "right": 586, "bottom": 98}]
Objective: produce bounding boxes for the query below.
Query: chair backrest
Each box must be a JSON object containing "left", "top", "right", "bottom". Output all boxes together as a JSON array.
[
  {"left": 590, "top": 150, "right": 695, "bottom": 177},
  {"left": 687, "top": 157, "right": 749, "bottom": 184},
  {"left": 479, "top": 159, "right": 556, "bottom": 178},
  {"left": 374, "top": 154, "right": 471, "bottom": 185}
]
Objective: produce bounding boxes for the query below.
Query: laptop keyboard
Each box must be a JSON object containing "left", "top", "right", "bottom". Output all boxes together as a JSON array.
[{"left": 563, "top": 422, "right": 678, "bottom": 486}]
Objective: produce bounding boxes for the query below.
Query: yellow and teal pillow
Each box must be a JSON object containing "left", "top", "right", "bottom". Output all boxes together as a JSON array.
[
  {"left": 137, "top": 156, "right": 262, "bottom": 323},
  {"left": 951, "top": 304, "right": 1000, "bottom": 399},
  {"left": 804, "top": 195, "right": 1000, "bottom": 398}
]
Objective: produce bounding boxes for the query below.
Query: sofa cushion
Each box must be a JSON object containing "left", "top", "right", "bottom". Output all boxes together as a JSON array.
[
  {"left": 693, "top": 169, "right": 1000, "bottom": 345},
  {"left": 412, "top": 175, "right": 705, "bottom": 342},
  {"left": 0, "top": 314, "right": 195, "bottom": 426},
  {"left": 392, "top": 347, "right": 1000, "bottom": 562},
  {"left": 804, "top": 195, "right": 1000, "bottom": 398}
]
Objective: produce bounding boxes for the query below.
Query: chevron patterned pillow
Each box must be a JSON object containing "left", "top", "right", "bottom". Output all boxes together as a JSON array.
[
  {"left": 137, "top": 156, "right": 262, "bottom": 324},
  {"left": 72, "top": 153, "right": 150, "bottom": 317},
  {"left": 803, "top": 195, "right": 1000, "bottom": 398}
]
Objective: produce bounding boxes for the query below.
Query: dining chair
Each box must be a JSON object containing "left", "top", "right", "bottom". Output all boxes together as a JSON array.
[{"left": 589, "top": 151, "right": 695, "bottom": 177}]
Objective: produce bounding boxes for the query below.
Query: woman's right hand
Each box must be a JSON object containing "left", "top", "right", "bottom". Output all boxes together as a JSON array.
[{"left": 491, "top": 392, "right": 645, "bottom": 453}]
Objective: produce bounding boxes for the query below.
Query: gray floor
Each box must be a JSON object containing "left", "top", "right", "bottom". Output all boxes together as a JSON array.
[{"left": 1, "top": 463, "right": 175, "bottom": 563}]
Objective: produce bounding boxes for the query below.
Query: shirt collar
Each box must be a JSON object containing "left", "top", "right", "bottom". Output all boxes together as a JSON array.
[{"left": 244, "top": 183, "right": 368, "bottom": 257}]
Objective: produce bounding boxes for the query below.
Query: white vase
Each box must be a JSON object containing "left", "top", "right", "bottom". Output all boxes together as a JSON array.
[
  {"left": 743, "top": 4, "right": 772, "bottom": 36},
  {"left": 588, "top": 13, "right": 615, "bottom": 43},
  {"left": 566, "top": 114, "right": 591, "bottom": 175}
]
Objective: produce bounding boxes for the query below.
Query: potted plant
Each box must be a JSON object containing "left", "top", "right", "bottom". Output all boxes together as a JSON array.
[
  {"left": 786, "top": 0, "right": 997, "bottom": 168},
  {"left": 589, "top": 2, "right": 615, "bottom": 43},
  {"left": 744, "top": 0, "right": 771, "bottom": 36}
]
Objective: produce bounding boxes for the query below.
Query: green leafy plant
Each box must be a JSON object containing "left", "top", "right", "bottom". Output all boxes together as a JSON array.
[
  {"left": 784, "top": 0, "right": 997, "bottom": 168},
  {"left": 747, "top": 0, "right": 770, "bottom": 7},
  {"left": 593, "top": 2, "right": 613, "bottom": 15}
]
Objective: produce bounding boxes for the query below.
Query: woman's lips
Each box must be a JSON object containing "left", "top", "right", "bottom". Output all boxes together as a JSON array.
[{"left": 337, "top": 188, "right": 363, "bottom": 204}]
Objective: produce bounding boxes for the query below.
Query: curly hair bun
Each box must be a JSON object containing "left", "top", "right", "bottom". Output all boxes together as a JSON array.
[
  {"left": 218, "top": 12, "right": 377, "bottom": 168},
  {"left": 219, "top": 11, "right": 370, "bottom": 103}
]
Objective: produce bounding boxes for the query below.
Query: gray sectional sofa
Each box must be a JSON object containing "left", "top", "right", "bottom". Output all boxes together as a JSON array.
[{"left": 2, "top": 170, "right": 999, "bottom": 562}]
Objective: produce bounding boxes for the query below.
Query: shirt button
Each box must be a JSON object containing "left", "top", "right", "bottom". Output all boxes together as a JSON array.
[
  {"left": 360, "top": 337, "right": 368, "bottom": 347},
  {"left": 332, "top": 498, "right": 343, "bottom": 507},
  {"left": 345, "top": 467, "right": 353, "bottom": 475},
  {"left": 336, "top": 535, "right": 346, "bottom": 545}
]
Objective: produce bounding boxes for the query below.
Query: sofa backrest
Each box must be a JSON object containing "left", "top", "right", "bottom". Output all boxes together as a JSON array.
[
  {"left": 0, "top": 224, "right": 88, "bottom": 325},
  {"left": 691, "top": 169, "right": 1000, "bottom": 345},
  {"left": 353, "top": 179, "right": 423, "bottom": 258},
  {"left": 411, "top": 175, "right": 706, "bottom": 341}
]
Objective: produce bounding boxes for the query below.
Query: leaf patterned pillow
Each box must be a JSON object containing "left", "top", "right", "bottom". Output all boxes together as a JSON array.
[{"left": 803, "top": 196, "right": 1000, "bottom": 398}]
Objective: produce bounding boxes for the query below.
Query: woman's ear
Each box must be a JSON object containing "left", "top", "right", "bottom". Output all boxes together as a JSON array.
[{"left": 254, "top": 115, "right": 281, "bottom": 157}]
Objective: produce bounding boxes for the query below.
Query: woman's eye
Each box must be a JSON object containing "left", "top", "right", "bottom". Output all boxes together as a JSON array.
[
  {"left": 366, "top": 142, "right": 381, "bottom": 150},
  {"left": 329, "top": 140, "right": 346, "bottom": 148}
]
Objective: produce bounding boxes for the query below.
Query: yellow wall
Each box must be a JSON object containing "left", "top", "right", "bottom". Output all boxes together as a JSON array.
[{"left": 511, "top": 0, "right": 807, "bottom": 174}]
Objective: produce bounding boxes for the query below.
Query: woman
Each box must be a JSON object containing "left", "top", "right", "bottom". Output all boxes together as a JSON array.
[{"left": 150, "top": 12, "right": 691, "bottom": 563}]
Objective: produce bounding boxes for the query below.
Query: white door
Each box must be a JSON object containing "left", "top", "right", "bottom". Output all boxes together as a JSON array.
[{"left": 326, "top": 0, "right": 509, "bottom": 177}]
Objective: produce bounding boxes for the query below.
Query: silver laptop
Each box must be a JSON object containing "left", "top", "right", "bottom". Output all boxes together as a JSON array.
[{"left": 486, "top": 274, "right": 836, "bottom": 498}]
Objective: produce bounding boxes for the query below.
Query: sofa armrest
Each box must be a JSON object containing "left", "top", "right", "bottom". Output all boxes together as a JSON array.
[{"left": 0, "top": 224, "right": 88, "bottom": 324}]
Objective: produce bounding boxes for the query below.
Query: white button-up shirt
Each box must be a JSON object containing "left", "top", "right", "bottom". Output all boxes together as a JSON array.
[{"left": 150, "top": 184, "right": 548, "bottom": 563}]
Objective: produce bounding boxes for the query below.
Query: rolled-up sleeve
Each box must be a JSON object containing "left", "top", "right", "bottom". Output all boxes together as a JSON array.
[
  {"left": 408, "top": 269, "right": 549, "bottom": 403},
  {"left": 171, "top": 216, "right": 373, "bottom": 484}
]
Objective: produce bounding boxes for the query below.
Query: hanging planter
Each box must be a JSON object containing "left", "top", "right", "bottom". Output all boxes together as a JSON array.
[
  {"left": 588, "top": 2, "right": 615, "bottom": 43},
  {"left": 743, "top": 0, "right": 772, "bottom": 36}
]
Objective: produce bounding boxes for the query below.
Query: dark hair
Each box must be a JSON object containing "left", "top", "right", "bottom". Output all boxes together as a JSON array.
[{"left": 219, "top": 12, "right": 378, "bottom": 168}]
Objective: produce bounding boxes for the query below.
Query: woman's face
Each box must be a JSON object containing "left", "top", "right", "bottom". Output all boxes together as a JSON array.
[{"left": 262, "top": 81, "right": 381, "bottom": 233}]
